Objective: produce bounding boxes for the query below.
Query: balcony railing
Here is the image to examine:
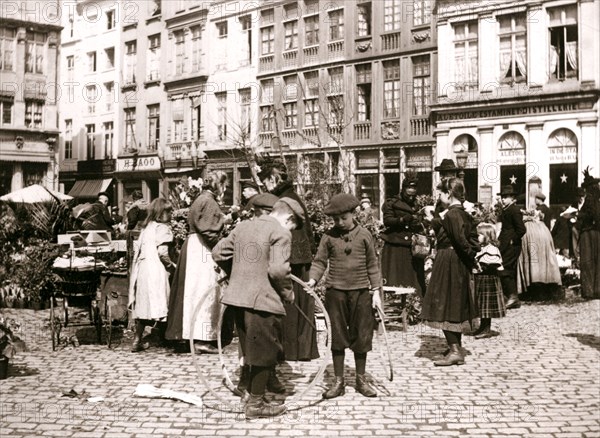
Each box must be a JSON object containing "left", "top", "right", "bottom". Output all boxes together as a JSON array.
[
  {"left": 282, "top": 50, "right": 298, "bottom": 69},
  {"left": 410, "top": 116, "right": 431, "bottom": 137},
  {"left": 259, "top": 55, "right": 275, "bottom": 73},
  {"left": 303, "top": 46, "right": 319, "bottom": 65},
  {"left": 354, "top": 122, "right": 371, "bottom": 141},
  {"left": 381, "top": 31, "right": 401, "bottom": 51},
  {"left": 327, "top": 41, "right": 344, "bottom": 60},
  {"left": 167, "top": 141, "right": 193, "bottom": 160},
  {"left": 259, "top": 132, "right": 274, "bottom": 147},
  {"left": 281, "top": 130, "right": 297, "bottom": 148}
]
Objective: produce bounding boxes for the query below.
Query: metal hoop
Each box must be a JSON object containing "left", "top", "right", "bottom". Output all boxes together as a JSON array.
[
  {"left": 374, "top": 304, "right": 394, "bottom": 382},
  {"left": 190, "top": 276, "right": 332, "bottom": 411}
]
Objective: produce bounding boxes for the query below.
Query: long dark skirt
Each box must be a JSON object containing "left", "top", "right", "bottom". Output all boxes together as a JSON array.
[
  {"left": 580, "top": 229, "right": 600, "bottom": 299},
  {"left": 381, "top": 243, "right": 424, "bottom": 295},
  {"left": 421, "top": 248, "right": 479, "bottom": 333},
  {"left": 281, "top": 264, "right": 320, "bottom": 361}
]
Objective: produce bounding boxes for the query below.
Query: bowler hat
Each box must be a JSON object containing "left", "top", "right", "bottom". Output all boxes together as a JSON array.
[
  {"left": 497, "top": 185, "right": 520, "bottom": 197},
  {"left": 535, "top": 192, "right": 546, "bottom": 201},
  {"left": 253, "top": 193, "right": 278, "bottom": 210},
  {"left": 434, "top": 159, "right": 459, "bottom": 172},
  {"left": 241, "top": 180, "right": 259, "bottom": 191},
  {"left": 277, "top": 197, "right": 305, "bottom": 228},
  {"left": 324, "top": 193, "right": 360, "bottom": 215}
]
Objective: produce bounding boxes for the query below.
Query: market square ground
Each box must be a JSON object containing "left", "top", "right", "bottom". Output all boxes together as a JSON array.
[{"left": 1, "top": 298, "right": 599, "bottom": 438}]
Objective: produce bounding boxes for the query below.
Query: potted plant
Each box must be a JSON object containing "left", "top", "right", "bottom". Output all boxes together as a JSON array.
[{"left": 0, "top": 315, "right": 27, "bottom": 379}]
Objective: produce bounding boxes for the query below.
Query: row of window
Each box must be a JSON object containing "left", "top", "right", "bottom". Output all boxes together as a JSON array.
[
  {"left": 453, "top": 5, "right": 578, "bottom": 87},
  {"left": 0, "top": 100, "right": 43, "bottom": 128},
  {"left": 0, "top": 29, "right": 47, "bottom": 73}
]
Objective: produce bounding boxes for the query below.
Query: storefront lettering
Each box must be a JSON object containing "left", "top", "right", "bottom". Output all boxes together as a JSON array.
[
  {"left": 549, "top": 146, "right": 577, "bottom": 164},
  {"left": 437, "top": 103, "right": 579, "bottom": 122},
  {"left": 117, "top": 156, "right": 160, "bottom": 172},
  {"left": 497, "top": 148, "right": 526, "bottom": 165}
]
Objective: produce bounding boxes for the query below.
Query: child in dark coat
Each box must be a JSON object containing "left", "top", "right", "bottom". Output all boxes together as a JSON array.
[
  {"left": 306, "top": 194, "right": 382, "bottom": 399},
  {"left": 212, "top": 197, "right": 305, "bottom": 419}
]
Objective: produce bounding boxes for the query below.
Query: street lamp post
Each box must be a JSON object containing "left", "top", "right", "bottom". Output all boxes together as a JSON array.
[{"left": 456, "top": 151, "right": 468, "bottom": 180}]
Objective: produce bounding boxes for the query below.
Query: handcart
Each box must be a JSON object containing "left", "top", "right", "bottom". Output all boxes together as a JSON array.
[{"left": 50, "top": 265, "right": 103, "bottom": 351}]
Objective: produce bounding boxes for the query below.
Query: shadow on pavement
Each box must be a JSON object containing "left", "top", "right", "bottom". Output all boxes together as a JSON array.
[{"left": 565, "top": 333, "right": 600, "bottom": 352}]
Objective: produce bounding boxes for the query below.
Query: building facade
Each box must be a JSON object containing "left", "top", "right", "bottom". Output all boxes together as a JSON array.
[
  {"left": 433, "top": 0, "right": 600, "bottom": 210},
  {"left": 58, "top": 0, "right": 122, "bottom": 200},
  {"left": 254, "top": 0, "right": 438, "bottom": 213},
  {"left": 0, "top": 0, "right": 61, "bottom": 196}
]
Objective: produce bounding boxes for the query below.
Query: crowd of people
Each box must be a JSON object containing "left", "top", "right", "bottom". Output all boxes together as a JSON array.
[{"left": 81, "top": 157, "right": 599, "bottom": 419}]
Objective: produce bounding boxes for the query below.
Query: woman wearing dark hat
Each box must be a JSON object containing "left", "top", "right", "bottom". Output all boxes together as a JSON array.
[
  {"left": 165, "top": 171, "right": 229, "bottom": 353},
  {"left": 576, "top": 167, "right": 600, "bottom": 299},
  {"left": 259, "top": 158, "right": 318, "bottom": 366},
  {"left": 126, "top": 190, "right": 148, "bottom": 231},
  {"left": 421, "top": 178, "right": 480, "bottom": 366},
  {"left": 497, "top": 185, "right": 526, "bottom": 309},
  {"left": 241, "top": 180, "right": 260, "bottom": 213},
  {"left": 380, "top": 172, "right": 426, "bottom": 296},
  {"left": 534, "top": 192, "right": 552, "bottom": 230}
]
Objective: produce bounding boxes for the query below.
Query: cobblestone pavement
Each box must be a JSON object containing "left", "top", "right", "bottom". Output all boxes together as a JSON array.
[{"left": 1, "top": 298, "right": 599, "bottom": 438}]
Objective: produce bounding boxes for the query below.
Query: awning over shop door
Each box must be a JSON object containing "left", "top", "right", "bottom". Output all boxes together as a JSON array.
[{"left": 68, "top": 178, "right": 112, "bottom": 198}]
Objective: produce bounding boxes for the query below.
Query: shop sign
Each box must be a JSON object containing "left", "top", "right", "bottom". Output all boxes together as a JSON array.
[
  {"left": 549, "top": 146, "right": 577, "bottom": 164},
  {"left": 357, "top": 151, "right": 378, "bottom": 169},
  {"left": 117, "top": 156, "right": 160, "bottom": 172},
  {"left": 406, "top": 148, "right": 432, "bottom": 170},
  {"left": 466, "top": 152, "right": 478, "bottom": 168},
  {"left": 437, "top": 102, "right": 579, "bottom": 122},
  {"left": 497, "top": 148, "right": 526, "bottom": 165},
  {"left": 479, "top": 185, "right": 493, "bottom": 207}
]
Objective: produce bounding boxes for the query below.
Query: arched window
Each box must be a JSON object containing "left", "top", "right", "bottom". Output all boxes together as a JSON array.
[
  {"left": 453, "top": 134, "right": 478, "bottom": 153},
  {"left": 498, "top": 131, "right": 526, "bottom": 150},
  {"left": 548, "top": 128, "right": 577, "bottom": 148},
  {"left": 498, "top": 132, "right": 526, "bottom": 198},
  {"left": 548, "top": 128, "right": 578, "bottom": 206}
]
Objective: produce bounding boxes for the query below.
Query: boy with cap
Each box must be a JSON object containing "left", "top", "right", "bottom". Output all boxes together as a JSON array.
[
  {"left": 212, "top": 197, "right": 305, "bottom": 419},
  {"left": 306, "top": 193, "right": 382, "bottom": 399}
]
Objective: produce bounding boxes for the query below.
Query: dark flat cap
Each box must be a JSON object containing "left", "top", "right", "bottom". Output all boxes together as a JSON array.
[
  {"left": 324, "top": 193, "right": 360, "bottom": 215},
  {"left": 253, "top": 193, "right": 278, "bottom": 209},
  {"left": 241, "top": 180, "right": 259, "bottom": 191},
  {"left": 277, "top": 197, "right": 305, "bottom": 228}
]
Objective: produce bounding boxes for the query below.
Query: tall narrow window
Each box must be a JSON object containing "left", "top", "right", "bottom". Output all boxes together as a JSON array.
[
  {"left": 284, "top": 103, "right": 298, "bottom": 129},
  {"left": 284, "top": 20, "right": 298, "bottom": 50},
  {"left": 64, "top": 119, "right": 73, "bottom": 159},
  {"left": 356, "top": 64, "right": 372, "bottom": 122},
  {"left": 216, "top": 21, "right": 228, "bottom": 38},
  {"left": 105, "top": 82, "right": 114, "bottom": 111},
  {"left": 88, "top": 51, "right": 96, "bottom": 72},
  {"left": 261, "top": 26, "right": 275, "bottom": 55},
  {"left": 86, "top": 85, "right": 97, "bottom": 114},
  {"left": 499, "top": 14, "right": 526, "bottom": 83},
  {"left": 262, "top": 9, "right": 275, "bottom": 25},
  {"left": 172, "top": 99, "right": 184, "bottom": 141},
  {"left": 1, "top": 100, "right": 13, "bottom": 125},
  {"left": 383, "top": 60, "right": 401, "bottom": 118},
  {"left": 105, "top": 47, "right": 115, "bottom": 69},
  {"left": 86, "top": 124, "right": 95, "bottom": 159},
  {"left": 191, "top": 26, "right": 201, "bottom": 72},
  {"left": 69, "top": 9, "right": 74, "bottom": 38},
  {"left": 174, "top": 30, "right": 185, "bottom": 75},
  {"left": 413, "top": 0, "right": 431, "bottom": 26},
  {"left": 384, "top": 0, "right": 402, "bottom": 32},
  {"left": 25, "top": 31, "right": 46, "bottom": 74},
  {"left": 125, "top": 40, "right": 137, "bottom": 83},
  {"left": 147, "top": 105, "right": 159, "bottom": 151},
  {"left": 0, "top": 28, "right": 16, "bottom": 71},
  {"left": 304, "top": 71, "right": 319, "bottom": 98},
  {"left": 304, "top": 99, "right": 318, "bottom": 127},
  {"left": 103, "top": 122, "right": 113, "bottom": 158},
  {"left": 261, "top": 106, "right": 274, "bottom": 132},
  {"left": 240, "top": 16, "right": 252, "bottom": 64},
  {"left": 548, "top": 5, "right": 578, "bottom": 81},
  {"left": 148, "top": 34, "right": 161, "bottom": 80},
  {"left": 67, "top": 55, "right": 74, "bottom": 80},
  {"left": 453, "top": 21, "right": 478, "bottom": 89},
  {"left": 106, "top": 10, "right": 115, "bottom": 30},
  {"left": 217, "top": 92, "right": 227, "bottom": 141},
  {"left": 239, "top": 88, "right": 251, "bottom": 135},
  {"left": 25, "top": 100, "right": 43, "bottom": 128},
  {"left": 328, "top": 9, "right": 344, "bottom": 41},
  {"left": 356, "top": 4, "right": 372, "bottom": 37},
  {"left": 305, "top": 15, "right": 319, "bottom": 46},
  {"left": 124, "top": 108, "right": 136, "bottom": 150},
  {"left": 413, "top": 55, "right": 430, "bottom": 116},
  {"left": 328, "top": 67, "right": 343, "bottom": 95}
]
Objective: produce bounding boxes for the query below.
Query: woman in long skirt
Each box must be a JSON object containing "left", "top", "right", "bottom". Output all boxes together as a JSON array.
[
  {"left": 128, "top": 198, "right": 175, "bottom": 352},
  {"left": 421, "top": 178, "right": 480, "bottom": 366},
  {"left": 165, "top": 171, "right": 229, "bottom": 353}
]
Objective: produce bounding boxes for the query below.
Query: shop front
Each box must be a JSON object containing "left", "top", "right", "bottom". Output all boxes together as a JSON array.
[
  {"left": 114, "top": 154, "right": 162, "bottom": 214},
  {"left": 68, "top": 159, "right": 116, "bottom": 204}
]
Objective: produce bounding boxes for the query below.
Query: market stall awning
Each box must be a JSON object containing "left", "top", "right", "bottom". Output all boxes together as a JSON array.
[
  {"left": 68, "top": 179, "right": 112, "bottom": 198},
  {"left": 0, "top": 184, "right": 72, "bottom": 203}
]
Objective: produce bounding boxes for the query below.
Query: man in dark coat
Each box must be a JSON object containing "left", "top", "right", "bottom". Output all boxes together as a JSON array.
[
  {"left": 497, "top": 185, "right": 527, "bottom": 309},
  {"left": 259, "top": 158, "right": 318, "bottom": 371},
  {"left": 241, "top": 180, "right": 260, "bottom": 213},
  {"left": 81, "top": 192, "right": 114, "bottom": 231},
  {"left": 126, "top": 190, "right": 148, "bottom": 230}
]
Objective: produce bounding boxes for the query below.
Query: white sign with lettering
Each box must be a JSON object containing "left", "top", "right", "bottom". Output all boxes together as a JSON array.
[
  {"left": 497, "top": 148, "right": 526, "bottom": 165},
  {"left": 549, "top": 146, "right": 577, "bottom": 164},
  {"left": 117, "top": 156, "right": 160, "bottom": 172}
]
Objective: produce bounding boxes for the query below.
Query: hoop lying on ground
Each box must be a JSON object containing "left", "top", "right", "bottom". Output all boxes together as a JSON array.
[{"left": 374, "top": 303, "right": 394, "bottom": 382}]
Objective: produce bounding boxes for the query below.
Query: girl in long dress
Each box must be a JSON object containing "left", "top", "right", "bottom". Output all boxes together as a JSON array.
[
  {"left": 129, "top": 198, "right": 175, "bottom": 352},
  {"left": 421, "top": 178, "right": 480, "bottom": 366},
  {"left": 165, "top": 171, "right": 228, "bottom": 353}
]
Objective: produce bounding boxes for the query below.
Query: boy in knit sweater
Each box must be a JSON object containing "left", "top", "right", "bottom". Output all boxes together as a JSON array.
[{"left": 306, "top": 194, "right": 382, "bottom": 399}]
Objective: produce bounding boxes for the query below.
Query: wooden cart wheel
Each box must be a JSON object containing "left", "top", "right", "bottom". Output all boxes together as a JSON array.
[
  {"left": 50, "top": 296, "right": 57, "bottom": 351},
  {"left": 104, "top": 295, "right": 113, "bottom": 348},
  {"left": 63, "top": 296, "right": 69, "bottom": 327}
]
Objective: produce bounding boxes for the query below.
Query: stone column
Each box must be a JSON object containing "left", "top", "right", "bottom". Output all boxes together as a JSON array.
[
  {"left": 433, "top": 128, "right": 450, "bottom": 190},
  {"left": 477, "top": 126, "right": 496, "bottom": 196},
  {"left": 479, "top": 14, "right": 496, "bottom": 90},
  {"left": 578, "top": 118, "right": 600, "bottom": 186},
  {"left": 525, "top": 122, "right": 546, "bottom": 207},
  {"left": 11, "top": 163, "right": 23, "bottom": 192},
  {"left": 527, "top": 3, "right": 545, "bottom": 88}
]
